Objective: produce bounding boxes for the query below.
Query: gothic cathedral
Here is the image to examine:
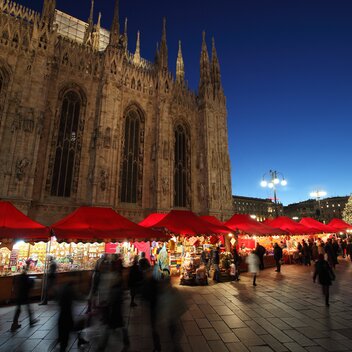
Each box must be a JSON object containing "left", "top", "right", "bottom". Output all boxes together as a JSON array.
[{"left": 0, "top": 0, "right": 233, "bottom": 224}]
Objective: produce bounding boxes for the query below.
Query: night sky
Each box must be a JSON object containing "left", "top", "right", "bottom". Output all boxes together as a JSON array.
[{"left": 15, "top": 0, "right": 352, "bottom": 205}]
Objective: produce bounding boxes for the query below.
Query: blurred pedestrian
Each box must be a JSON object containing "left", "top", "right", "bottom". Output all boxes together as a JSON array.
[
  {"left": 97, "top": 274, "right": 129, "bottom": 351},
  {"left": 128, "top": 255, "right": 142, "bottom": 307},
  {"left": 255, "top": 243, "right": 266, "bottom": 270},
  {"left": 302, "top": 241, "right": 311, "bottom": 266},
  {"left": 138, "top": 251, "right": 151, "bottom": 273},
  {"left": 39, "top": 255, "right": 57, "bottom": 305},
  {"left": 347, "top": 240, "right": 352, "bottom": 262},
  {"left": 87, "top": 253, "right": 106, "bottom": 313},
  {"left": 11, "top": 263, "right": 39, "bottom": 331},
  {"left": 233, "top": 247, "right": 242, "bottom": 281},
  {"left": 246, "top": 251, "right": 260, "bottom": 286},
  {"left": 212, "top": 246, "right": 220, "bottom": 282},
  {"left": 57, "top": 280, "right": 89, "bottom": 352},
  {"left": 273, "top": 243, "right": 283, "bottom": 273},
  {"left": 313, "top": 254, "right": 335, "bottom": 307}
]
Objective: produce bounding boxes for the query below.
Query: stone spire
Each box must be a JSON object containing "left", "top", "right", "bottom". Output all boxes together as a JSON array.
[
  {"left": 109, "top": 0, "right": 120, "bottom": 47},
  {"left": 154, "top": 42, "right": 160, "bottom": 66},
  {"left": 211, "top": 37, "right": 222, "bottom": 93},
  {"left": 133, "top": 31, "right": 141, "bottom": 65},
  {"left": 83, "top": 0, "right": 95, "bottom": 45},
  {"left": 159, "top": 17, "right": 168, "bottom": 70},
  {"left": 199, "top": 31, "right": 211, "bottom": 94},
  {"left": 176, "top": 40, "right": 185, "bottom": 84},
  {"left": 41, "top": 0, "right": 56, "bottom": 29},
  {"left": 124, "top": 17, "right": 128, "bottom": 51}
]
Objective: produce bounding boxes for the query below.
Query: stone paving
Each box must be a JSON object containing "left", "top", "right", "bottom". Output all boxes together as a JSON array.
[{"left": 0, "top": 258, "right": 352, "bottom": 352}]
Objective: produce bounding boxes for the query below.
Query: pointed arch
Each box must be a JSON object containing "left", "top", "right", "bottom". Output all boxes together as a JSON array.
[
  {"left": 49, "top": 84, "right": 86, "bottom": 197},
  {"left": 174, "top": 120, "right": 191, "bottom": 207},
  {"left": 119, "top": 104, "right": 145, "bottom": 204}
]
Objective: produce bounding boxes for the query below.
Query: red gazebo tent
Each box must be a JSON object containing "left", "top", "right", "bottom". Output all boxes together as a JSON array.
[
  {"left": 267, "top": 216, "right": 315, "bottom": 235},
  {"left": 0, "top": 201, "right": 49, "bottom": 240},
  {"left": 327, "top": 218, "right": 352, "bottom": 232},
  {"left": 299, "top": 218, "right": 337, "bottom": 233},
  {"left": 139, "top": 213, "right": 167, "bottom": 228},
  {"left": 147, "top": 210, "right": 231, "bottom": 236},
  {"left": 225, "top": 214, "right": 285, "bottom": 235},
  {"left": 51, "top": 207, "right": 162, "bottom": 241}
]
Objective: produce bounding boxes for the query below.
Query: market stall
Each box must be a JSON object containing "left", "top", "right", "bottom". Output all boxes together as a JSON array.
[
  {"left": 0, "top": 201, "right": 50, "bottom": 303},
  {"left": 141, "top": 210, "right": 232, "bottom": 285},
  {"left": 327, "top": 218, "right": 352, "bottom": 233},
  {"left": 224, "top": 214, "right": 286, "bottom": 268},
  {"left": 51, "top": 206, "right": 163, "bottom": 271}
]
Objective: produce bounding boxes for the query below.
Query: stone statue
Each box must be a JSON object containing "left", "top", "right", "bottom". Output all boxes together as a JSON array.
[
  {"left": 15, "top": 158, "right": 30, "bottom": 181},
  {"left": 99, "top": 169, "right": 108, "bottom": 191},
  {"left": 162, "top": 177, "right": 169, "bottom": 195}
]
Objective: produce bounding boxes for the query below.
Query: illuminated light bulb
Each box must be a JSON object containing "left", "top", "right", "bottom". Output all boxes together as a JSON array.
[
  {"left": 281, "top": 179, "right": 287, "bottom": 186},
  {"left": 260, "top": 180, "right": 267, "bottom": 187}
]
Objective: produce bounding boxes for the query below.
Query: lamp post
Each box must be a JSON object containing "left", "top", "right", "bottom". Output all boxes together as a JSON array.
[
  {"left": 261, "top": 170, "right": 287, "bottom": 217},
  {"left": 310, "top": 190, "right": 327, "bottom": 221}
]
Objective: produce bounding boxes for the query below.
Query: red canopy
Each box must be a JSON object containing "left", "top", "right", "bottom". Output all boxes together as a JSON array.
[
  {"left": 225, "top": 214, "right": 285, "bottom": 235},
  {"left": 139, "top": 213, "right": 167, "bottom": 228},
  {"left": 51, "top": 207, "right": 161, "bottom": 240},
  {"left": 327, "top": 218, "right": 352, "bottom": 232},
  {"left": 149, "top": 210, "right": 231, "bottom": 236},
  {"left": 299, "top": 218, "right": 337, "bottom": 233},
  {"left": 0, "top": 201, "right": 49, "bottom": 240},
  {"left": 267, "top": 216, "right": 315, "bottom": 234}
]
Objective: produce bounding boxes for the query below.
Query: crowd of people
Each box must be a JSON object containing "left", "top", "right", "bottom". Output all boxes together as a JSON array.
[{"left": 7, "top": 235, "right": 351, "bottom": 350}]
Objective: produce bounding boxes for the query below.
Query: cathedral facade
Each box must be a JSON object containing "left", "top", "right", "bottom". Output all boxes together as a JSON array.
[{"left": 0, "top": 0, "right": 233, "bottom": 225}]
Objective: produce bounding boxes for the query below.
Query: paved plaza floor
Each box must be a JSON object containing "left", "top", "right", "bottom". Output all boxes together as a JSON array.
[{"left": 0, "top": 258, "right": 352, "bottom": 352}]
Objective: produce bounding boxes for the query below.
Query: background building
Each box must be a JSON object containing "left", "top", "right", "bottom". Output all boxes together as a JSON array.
[
  {"left": 0, "top": 0, "right": 233, "bottom": 224},
  {"left": 283, "top": 196, "right": 349, "bottom": 223},
  {"left": 232, "top": 195, "right": 283, "bottom": 221}
]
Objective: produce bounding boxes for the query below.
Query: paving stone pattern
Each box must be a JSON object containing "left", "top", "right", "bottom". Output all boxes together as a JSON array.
[{"left": 0, "top": 259, "right": 352, "bottom": 351}]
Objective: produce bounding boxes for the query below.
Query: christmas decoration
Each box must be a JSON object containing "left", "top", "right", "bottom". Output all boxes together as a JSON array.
[{"left": 342, "top": 195, "right": 352, "bottom": 224}]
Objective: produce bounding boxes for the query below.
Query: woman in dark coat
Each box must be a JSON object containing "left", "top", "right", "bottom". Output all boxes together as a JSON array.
[{"left": 313, "top": 254, "right": 335, "bottom": 307}]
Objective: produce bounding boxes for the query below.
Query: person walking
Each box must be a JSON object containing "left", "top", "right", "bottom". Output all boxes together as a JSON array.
[
  {"left": 138, "top": 251, "right": 151, "bottom": 273},
  {"left": 313, "top": 254, "right": 335, "bottom": 307},
  {"left": 39, "top": 255, "right": 57, "bottom": 305},
  {"left": 212, "top": 247, "right": 220, "bottom": 282},
  {"left": 255, "top": 243, "right": 266, "bottom": 270},
  {"left": 246, "top": 251, "right": 260, "bottom": 286},
  {"left": 347, "top": 240, "right": 352, "bottom": 262},
  {"left": 11, "top": 263, "right": 39, "bottom": 331},
  {"left": 302, "top": 241, "right": 311, "bottom": 266},
  {"left": 128, "top": 255, "right": 142, "bottom": 307},
  {"left": 273, "top": 243, "right": 283, "bottom": 273},
  {"left": 233, "top": 247, "right": 242, "bottom": 281}
]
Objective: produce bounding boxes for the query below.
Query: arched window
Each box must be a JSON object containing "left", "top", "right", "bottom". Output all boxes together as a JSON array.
[
  {"left": 120, "top": 108, "right": 144, "bottom": 203},
  {"left": 174, "top": 123, "right": 190, "bottom": 207},
  {"left": 51, "top": 91, "right": 82, "bottom": 197}
]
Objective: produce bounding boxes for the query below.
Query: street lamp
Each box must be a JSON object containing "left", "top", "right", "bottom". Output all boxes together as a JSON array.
[
  {"left": 310, "top": 190, "right": 327, "bottom": 221},
  {"left": 261, "top": 170, "right": 287, "bottom": 217}
]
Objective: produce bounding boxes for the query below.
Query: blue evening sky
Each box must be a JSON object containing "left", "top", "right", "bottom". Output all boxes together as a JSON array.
[{"left": 16, "top": 0, "right": 352, "bottom": 204}]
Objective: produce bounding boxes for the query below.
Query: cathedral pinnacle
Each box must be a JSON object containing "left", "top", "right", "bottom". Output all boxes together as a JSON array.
[
  {"left": 159, "top": 17, "right": 168, "bottom": 70},
  {"left": 109, "top": 0, "right": 120, "bottom": 47},
  {"left": 211, "top": 37, "right": 222, "bottom": 93},
  {"left": 199, "top": 31, "right": 211, "bottom": 94},
  {"left": 124, "top": 18, "right": 128, "bottom": 52},
  {"left": 83, "top": 0, "right": 95, "bottom": 45},
  {"left": 41, "top": 0, "right": 56, "bottom": 29},
  {"left": 176, "top": 40, "right": 185, "bottom": 84},
  {"left": 133, "top": 31, "right": 141, "bottom": 65}
]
